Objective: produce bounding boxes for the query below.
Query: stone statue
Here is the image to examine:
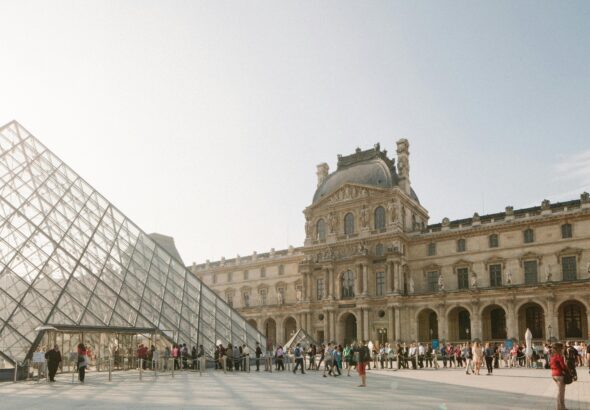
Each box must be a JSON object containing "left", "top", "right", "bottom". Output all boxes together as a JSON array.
[
  {"left": 277, "top": 292, "right": 283, "bottom": 305},
  {"left": 408, "top": 276, "right": 415, "bottom": 294},
  {"left": 471, "top": 273, "right": 477, "bottom": 288},
  {"left": 505, "top": 270, "right": 512, "bottom": 285},
  {"left": 328, "top": 212, "right": 338, "bottom": 233},
  {"left": 438, "top": 274, "right": 445, "bottom": 291},
  {"left": 360, "top": 206, "right": 369, "bottom": 228},
  {"left": 545, "top": 264, "right": 552, "bottom": 282},
  {"left": 296, "top": 288, "right": 302, "bottom": 302}
]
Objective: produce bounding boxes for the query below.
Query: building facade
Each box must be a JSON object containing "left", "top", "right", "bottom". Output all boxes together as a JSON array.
[{"left": 191, "top": 141, "right": 590, "bottom": 347}]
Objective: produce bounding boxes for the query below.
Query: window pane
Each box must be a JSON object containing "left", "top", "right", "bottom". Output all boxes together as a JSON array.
[
  {"left": 562, "top": 256, "right": 576, "bottom": 281},
  {"left": 524, "top": 260, "right": 538, "bottom": 284},
  {"left": 375, "top": 272, "right": 385, "bottom": 296},
  {"left": 457, "top": 268, "right": 469, "bottom": 289},
  {"left": 374, "top": 207, "right": 385, "bottom": 230},
  {"left": 489, "top": 264, "right": 502, "bottom": 287}
]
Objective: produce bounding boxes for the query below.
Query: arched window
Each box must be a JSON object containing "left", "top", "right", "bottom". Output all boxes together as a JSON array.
[
  {"left": 563, "top": 303, "right": 583, "bottom": 338},
  {"left": 374, "top": 206, "right": 385, "bottom": 230},
  {"left": 341, "top": 270, "right": 355, "bottom": 299},
  {"left": 316, "top": 218, "right": 326, "bottom": 241},
  {"left": 344, "top": 213, "right": 355, "bottom": 235}
]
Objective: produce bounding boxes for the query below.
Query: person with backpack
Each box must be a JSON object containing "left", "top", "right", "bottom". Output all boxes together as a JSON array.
[
  {"left": 550, "top": 343, "right": 568, "bottom": 410},
  {"left": 357, "top": 340, "right": 370, "bottom": 387},
  {"left": 292, "top": 343, "right": 305, "bottom": 374},
  {"left": 255, "top": 342, "right": 262, "bottom": 371},
  {"left": 566, "top": 341, "right": 578, "bottom": 381}
]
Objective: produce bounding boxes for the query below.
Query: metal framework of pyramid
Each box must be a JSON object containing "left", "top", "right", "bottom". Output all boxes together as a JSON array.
[
  {"left": 284, "top": 328, "right": 317, "bottom": 350},
  {"left": 0, "top": 121, "right": 265, "bottom": 365}
]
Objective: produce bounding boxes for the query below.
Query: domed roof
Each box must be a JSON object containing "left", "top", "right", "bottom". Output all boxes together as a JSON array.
[{"left": 312, "top": 145, "right": 419, "bottom": 204}]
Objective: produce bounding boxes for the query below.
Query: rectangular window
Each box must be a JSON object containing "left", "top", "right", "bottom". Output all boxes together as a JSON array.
[
  {"left": 260, "top": 289, "right": 267, "bottom": 305},
  {"left": 457, "top": 239, "right": 466, "bottom": 252},
  {"left": 562, "top": 256, "right": 577, "bottom": 281},
  {"left": 227, "top": 295, "right": 233, "bottom": 307},
  {"left": 243, "top": 270, "right": 249, "bottom": 280},
  {"left": 489, "top": 234, "right": 499, "bottom": 248},
  {"left": 428, "top": 243, "right": 436, "bottom": 256},
  {"left": 260, "top": 267, "right": 266, "bottom": 278},
  {"left": 375, "top": 271, "right": 385, "bottom": 296},
  {"left": 524, "top": 229, "right": 534, "bottom": 243},
  {"left": 243, "top": 293, "right": 250, "bottom": 307},
  {"left": 316, "top": 279, "right": 324, "bottom": 300},
  {"left": 278, "top": 265, "right": 284, "bottom": 275},
  {"left": 524, "top": 260, "right": 538, "bottom": 284},
  {"left": 561, "top": 224, "right": 572, "bottom": 239},
  {"left": 457, "top": 267, "right": 469, "bottom": 289},
  {"left": 489, "top": 264, "right": 502, "bottom": 287},
  {"left": 227, "top": 272, "right": 232, "bottom": 282},
  {"left": 427, "top": 271, "right": 439, "bottom": 292}
]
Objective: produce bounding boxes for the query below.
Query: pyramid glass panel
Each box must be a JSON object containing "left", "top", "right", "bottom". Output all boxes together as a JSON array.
[{"left": 0, "top": 121, "right": 265, "bottom": 366}]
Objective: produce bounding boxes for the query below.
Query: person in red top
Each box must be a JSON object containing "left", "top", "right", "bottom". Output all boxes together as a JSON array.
[{"left": 549, "top": 343, "right": 568, "bottom": 410}]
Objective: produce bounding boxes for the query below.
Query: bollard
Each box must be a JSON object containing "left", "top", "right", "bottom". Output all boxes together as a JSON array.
[
  {"left": 108, "top": 358, "right": 112, "bottom": 382},
  {"left": 171, "top": 358, "right": 174, "bottom": 378},
  {"left": 139, "top": 359, "right": 143, "bottom": 382},
  {"left": 13, "top": 363, "right": 17, "bottom": 383}
]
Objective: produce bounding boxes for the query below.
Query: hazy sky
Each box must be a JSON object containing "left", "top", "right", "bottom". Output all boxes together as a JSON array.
[{"left": 1, "top": 1, "right": 589, "bottom": 265}]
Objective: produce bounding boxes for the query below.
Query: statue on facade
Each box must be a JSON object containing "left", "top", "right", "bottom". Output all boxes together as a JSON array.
[
  {"left": 277, "top": 292, "right": 283, "bottom": 305},
  {"left": 505, "top": 270, "right": 512, "bottom": 285},
  {"left": 471, "top": 273, "right": 477, "bottom": 288},
  {"left": 304, "top": 217, "right": 311, "bottom": 238},
  {"left": 408, "top": 276, "right": 415, "bottom": 294},
  {"left": 438, "top": 274, "right": 445, "bottom": 291},
  {"left": 328, "top": 212, "right": 338, "bottom": 233},
  {"left": 360, "top": 206, "right": 369, "bottom": 228},
  {"left": 296, "top": 288, "right": 302, "bottom": 302},
  {"left": 545, "top": 264, "right": 552, "bottom": 282}
]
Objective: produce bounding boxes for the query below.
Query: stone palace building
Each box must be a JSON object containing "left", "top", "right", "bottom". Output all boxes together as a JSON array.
[{"left": 190, "top": 140, "right": 590, "bottom": 347}]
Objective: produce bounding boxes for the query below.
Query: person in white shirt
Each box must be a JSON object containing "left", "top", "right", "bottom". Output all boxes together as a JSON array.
[
  {"left": 418, "top": 343, "right": 425, "bottom": 368},
  {"left": 409, "top": 343, "right": 417, "bottom": 369}
]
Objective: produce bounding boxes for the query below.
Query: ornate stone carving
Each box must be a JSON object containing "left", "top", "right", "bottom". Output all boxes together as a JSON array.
[
  {"left": 438, "top": 273, "right": 445, "bottom": 291},
  {"left": 582, "top": 192, "right": 590, "bottom": 204},
  {"left": 360, "top": 206, "right": 369, "bottom": 228},
  {"left": 541, "top": 199, "right": 550, "bottom": 210},
  {"left": 328, "top": 212, "right": 338, "bottom": 233},
  {"left": 471, "top": 273, "right": 477, "bottom": 288},
  {"left": 305, "top": 216, "right": 311, "bottom": 238},
  {"left": 505, "top": 270, "right": 512, "bottom": 285}
]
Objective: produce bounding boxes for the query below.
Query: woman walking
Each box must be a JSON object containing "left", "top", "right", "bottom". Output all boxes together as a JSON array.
[
  {"left": 472, "top": 341, "right": 483, "bottom": 375},
  {"left": 77, "top": 343, "right": 89, "bottom": 383},
  {"left": 550, "top": 343, "right": 568, "bottom": 410}
]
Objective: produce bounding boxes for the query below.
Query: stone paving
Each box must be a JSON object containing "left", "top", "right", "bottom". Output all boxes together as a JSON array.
[{"left": 0, "top": 365, "right": 588, "bottom": 409}]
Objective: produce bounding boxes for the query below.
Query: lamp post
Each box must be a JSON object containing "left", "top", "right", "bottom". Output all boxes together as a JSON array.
[
  {"left": 378, "top": 328, "right": 386, "bottom": 346},
  {"left": 548, "top": 325, "right": 552, "bottom": 342},
  {"left": 466, "top": 328, "right": 470, "bottom": 341}
]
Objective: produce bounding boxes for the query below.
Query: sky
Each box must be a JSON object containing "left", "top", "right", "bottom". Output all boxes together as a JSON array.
[{"left": 1, "top": 1, "right": 589, "bottom": 265}]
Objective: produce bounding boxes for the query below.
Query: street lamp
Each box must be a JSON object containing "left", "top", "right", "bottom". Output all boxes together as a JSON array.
[
  {"left": 466, "top": 328, "right": 470, "bottom": 341},
  {"left": 378, "top": 328, "right": 387, "bottom": 346}
]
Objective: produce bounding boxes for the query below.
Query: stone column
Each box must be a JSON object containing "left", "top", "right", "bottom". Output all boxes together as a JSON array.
[
  {"left": 302, "top": 273, "right": 309, "bottom": 301},
  {"left": 324, "top": 268, "right": 330, "bottom": 299},
  {"left": 277, "top": 317, "right": 285, "bottom": 345},
  {"left": 323, "top": 310, "right": 329, "bottom": 342},
  {"left": 356, "top": 308, "right": 363, "bottom": 341},
  {"left": 385, "top": 262, "right": 392, "bottom": 294},
  {"left": 546, "top": 297, "right": 556, "bottom": 340},
  {"left": 330, "top": 311, "right": 336, "bottom": 342},
  {"left": 395, "top": 306, "right": 401, "bottom": 342},
  {"left": 437, "top": 305, "right": 447, "bottom": 341},
  {"left": 363, "top": 308, "right": 370, "bottom": 341},
  {"left": 354, "top": 265, "right": 361, "bottom": 297},
  {"left": 362, "top": 263, "right": 368, "bottom": 296},
  {"left": 388, "top": 306, "right": 395, "bottom": 342},
  {"left": 471, "top": 309, "right": 482, "bottom": 341},
  {"left": 506, "top": 300, "right": 517, "bottom": 340},
  {"left": 330, "top": 268, "right": 336, "bottom": 300}
]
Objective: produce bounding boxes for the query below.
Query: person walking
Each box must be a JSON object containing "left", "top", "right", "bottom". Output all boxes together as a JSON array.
[
  {"left": 550, "top": 343, "right": 568, "bottom": 410},
  {"left": 357, "top": 340, "right": 370, "bottom": 387},
  {"left": 45, "top": 345, "right": 62, "bottom": 382},
  {"left": 484, "top": 342, "right": 494, "bottom": 375},
  {"left": 197, "top": 344, "right": 206, "bottom": 373},
  {"left": 77, "top": 343, "right": 88, "bottom": 383},
  {"left": 255, "top": 342, "right": 262, "bottom": 371},
  {"left": 292, "top": 343, "right": 305, "bottom": 374},
  {"left": 472, "top": 341, "right": 483, "bottom": 375},
  {"left": 276, "top": 346, "right": 285, "bottom": 371},
  {"left": 464, "top": 342, "right": 473, "bottom": 375}
]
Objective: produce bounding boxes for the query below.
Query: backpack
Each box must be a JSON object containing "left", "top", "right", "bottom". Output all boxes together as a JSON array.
[
  {"left": 359, "top": 346, "right": 369, "bottom": 363},
  {"left": 294, "top": 347, "right": 301, "bottom": 357}
]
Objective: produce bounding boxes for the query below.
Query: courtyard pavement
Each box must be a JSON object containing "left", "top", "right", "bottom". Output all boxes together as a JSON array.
[{"left": 1, "top": 365, "right": 589, "bottom": 409}]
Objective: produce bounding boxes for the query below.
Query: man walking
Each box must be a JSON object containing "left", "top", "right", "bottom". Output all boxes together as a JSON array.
[
  {"left": 292, "top": 343, "right": 305, "bottom": 374},
  {"left": 255, "top": 342, "right": 262, "bottom": 371},
  {"left": 45, "top": 345, "right": 62, "bottom": 382},
  {"left": 357, "top": 340, "right": 370, "bottom": 387}
]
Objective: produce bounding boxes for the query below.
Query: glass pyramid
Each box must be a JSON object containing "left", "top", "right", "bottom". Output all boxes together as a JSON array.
[{"left": 0, "top": 120, "right": 265, "bottom": 366}]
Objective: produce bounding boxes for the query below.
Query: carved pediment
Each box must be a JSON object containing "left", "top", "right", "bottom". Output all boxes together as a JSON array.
[
  {"left": 452, "top": 259, "right": 472, "bottom": 268},
  {"left": 557, "top": 246, "right": 583, "bottom": 257},
  {"left": 421, "top": 263, "right": 441, "bottom": 276},
  {"left": 519, "top": 251, "right": 543, "bottom": 266},
  {"left": 484, "top": 255, "right": 506, "bottom": 268},
  {"left": 312, "top": 183, "right": 386, "bottom": 208}
]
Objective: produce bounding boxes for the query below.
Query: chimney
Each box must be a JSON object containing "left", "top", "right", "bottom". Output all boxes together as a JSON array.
[{"left": 316, "top": 163, "right": 329, "bottom": 187}]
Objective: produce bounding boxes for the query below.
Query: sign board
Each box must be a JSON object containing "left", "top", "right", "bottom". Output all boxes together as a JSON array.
[
  {"left": 432, "top": 339, "right": 439, "bottom": 350},
  {"left": 505, "top": 339, "right": 513, "bottom": 349},
  {"left": 32, "top": 352, "right": 46, "bottom": 363}
]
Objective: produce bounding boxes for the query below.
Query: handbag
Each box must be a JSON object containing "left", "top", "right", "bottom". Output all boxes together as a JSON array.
[{"left": 564, "top": 370, "right": 573, "bottom": 385}]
